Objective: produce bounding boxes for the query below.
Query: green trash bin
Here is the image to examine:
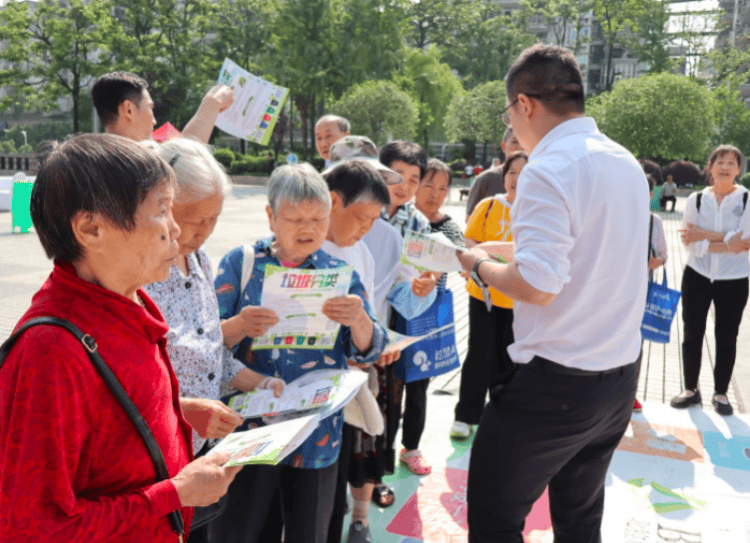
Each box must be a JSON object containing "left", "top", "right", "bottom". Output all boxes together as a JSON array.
[
  {"left": 650, "top": 185, "right": 662, "bottom": 211},
  {"left": 11, "top": 173, "right": 34, "bottom": 234}
]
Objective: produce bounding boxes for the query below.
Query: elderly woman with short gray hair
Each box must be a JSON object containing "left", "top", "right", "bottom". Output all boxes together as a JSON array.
[{"left": 214, "top": 163, "right": 387, "bottom": 543}]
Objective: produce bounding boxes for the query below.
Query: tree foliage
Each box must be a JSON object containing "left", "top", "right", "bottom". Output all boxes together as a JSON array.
[
  {"left": 394, "top": 46, "right": 462, "bottom": 150},
  {"left": 589, "top": 73, "right": 715, "bottom": 162},
  {"left": 444, "top": 80, "right": 506, "bottom": 148},
  {"left": 331, "top": 80, "right": 417, "bottom": 146},
  {"left": 520, "top": 0, "right": 592, "bottom": 54},
  {"left": 0, "top": 0, "right": 127, "bottom": 132}
]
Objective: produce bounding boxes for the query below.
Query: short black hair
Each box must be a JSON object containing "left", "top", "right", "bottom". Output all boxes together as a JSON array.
[
  {"left": 422, "top": 158, "right": 454, "bottom": 187},
  {"left": 501, "top": 151, "right": 528, "bottom": 179},
  {"left": 506, "top": 44, "right": 585, "bottom": 116},
  {"left": 30, "top": 133, "right": 173, "bottom": 263},
  {"left": 379, "top": 141, "right": 428, "bottom": 179},
  {"left": 92, "top": 71, "right": 149, "bottom": 127},
  {"left": 322, "top": 159, "right": 390, "bottom": 208}
]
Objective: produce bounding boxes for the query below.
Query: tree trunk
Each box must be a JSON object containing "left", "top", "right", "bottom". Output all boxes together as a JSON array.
[
  {"left": 309, "top": 93, "right": 316, "bottom": 157},
  {"left": 289, "top": 98, "right": 294, "bottom": 151}
]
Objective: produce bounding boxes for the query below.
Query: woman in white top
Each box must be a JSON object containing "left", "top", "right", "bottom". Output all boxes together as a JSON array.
[{"left": 672, "top": 145, "right": 750, "bottom": 416}]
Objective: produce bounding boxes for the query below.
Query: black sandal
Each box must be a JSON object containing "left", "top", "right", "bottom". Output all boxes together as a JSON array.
[{"left": 372, "top": 484, "right": 395, "bottom": 507}]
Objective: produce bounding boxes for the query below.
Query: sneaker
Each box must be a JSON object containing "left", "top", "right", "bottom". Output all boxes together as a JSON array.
[
  {"left": 449, "top": 421, "right": 472, "bottom": 440},
  {"left": 632, "top": 398, "right": 643, "bottom": 412},
  {"left": 712, "top": 393, "right": 733, "bottom": 416},
  {"left": 346, "top": 521, "right": 373, "bottom": 543},
  {"left": 670, "top": 389, "right": 702, "bottom": 409}
]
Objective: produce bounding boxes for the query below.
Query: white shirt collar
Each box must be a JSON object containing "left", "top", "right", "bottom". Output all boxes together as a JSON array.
[{"left": 528, "top": 116, "right": 597, "bottom": 162}]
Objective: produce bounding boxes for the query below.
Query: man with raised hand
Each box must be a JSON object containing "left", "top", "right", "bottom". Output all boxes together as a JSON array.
[
  {"left": 458, "top": 44, "right": 649, "bottom": 543},
  {"left": 92, "top": 71, "right": 233, "bottom": 144}
]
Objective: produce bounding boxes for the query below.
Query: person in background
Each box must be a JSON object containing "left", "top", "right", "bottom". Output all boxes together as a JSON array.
[
  {"left": 329, "top": 136, "right": 437, "bottom": 510},
  {"left": 415, "top": 158, "right": 465, "bottom": 247},
  {"left": 92, "top": 71, "right": 233, "bottom": 144},
  {"left": 320, "top": 157, "right": 402, "bottom": 543},
  {"left": 450, "top": 151, "right": 527, "bottom": 440},
  {"left": 215, "top": 163, "right": 386, "bottom": 543},
  {"left": 464, "top": 127, "right": 523, "bottom": 221},
  {"left": 142, "top": 138, "right": 285, "bottom": 543},
  {"left": 492, "top": 157, "right": 501, "bottom": 168},
  {"left": 0, "top": 133, "right": 241, "bottom": 542},
  {"left": 458, "top": 44, "right": 648, "bottom": 542},
  {"left": 315, "top": 115, "right": 351, "bottom": 165},
  {"left": 672, "top": 144, "right": 750, "bottom": 416},
  {"left": 634, "top": 175, "right": 669, "bottom": 413},
  {"left": 267, "top": 152, "right": 276, "bottom": 173},
  {"left": 660, "top": 174, "right": 678, "bottom": 212}
]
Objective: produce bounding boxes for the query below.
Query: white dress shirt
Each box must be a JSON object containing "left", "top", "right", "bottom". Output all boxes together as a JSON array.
[
  {"left": 682, "top": 186, "right": 750, "bottom": 281},
  {"left": 508, "top": 117, "right": 650, "bottom": 371}
]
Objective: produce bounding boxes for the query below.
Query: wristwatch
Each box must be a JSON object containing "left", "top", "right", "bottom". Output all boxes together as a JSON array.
[{"left": 470, "top": 258, "right": 494, "bottom": 312}]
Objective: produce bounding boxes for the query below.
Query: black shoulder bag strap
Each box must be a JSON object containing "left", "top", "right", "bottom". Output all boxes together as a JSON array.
[{"left": 0, "top": 317, "right": 185, "bottom": 541}]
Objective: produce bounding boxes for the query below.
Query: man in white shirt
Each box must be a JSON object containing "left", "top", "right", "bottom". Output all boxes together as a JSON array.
[{"left": 458, "top": 44, "right": 649, "bottom": 543}]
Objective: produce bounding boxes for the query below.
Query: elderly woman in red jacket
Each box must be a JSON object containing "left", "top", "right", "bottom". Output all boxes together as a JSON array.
[{"left": 0, "top": 133, "right": 241, "bottom": 542}]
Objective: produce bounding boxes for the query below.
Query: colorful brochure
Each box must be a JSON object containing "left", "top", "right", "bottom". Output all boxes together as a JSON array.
[
  {"left": 401, "top": 231, "right": 464, "bottom": 273},
  {"left": 215, "top": 58, "right": 289, "bottom": 145},
  {"left": 207, "top": 414, "right": 319, "bottom": 467},
  {"left": 252, "top": 264, "right": 354, "bottom": 350},
  {"left": 226, "top": 369, "right": 367, "bottom": 421}
]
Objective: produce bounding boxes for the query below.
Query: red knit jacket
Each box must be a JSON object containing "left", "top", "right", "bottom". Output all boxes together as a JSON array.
[{"left": 0, "top": 261, "right": 194, "bottom": 541}]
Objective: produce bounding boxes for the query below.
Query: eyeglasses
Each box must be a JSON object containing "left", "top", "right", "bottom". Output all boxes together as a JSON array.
[{"left": 500, "top": 93, "right": 543, "bottom": 127}]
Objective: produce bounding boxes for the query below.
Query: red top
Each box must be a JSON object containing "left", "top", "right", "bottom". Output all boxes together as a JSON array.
[{"left": 0, "top": 261, "right": 194, "bottom": 542}]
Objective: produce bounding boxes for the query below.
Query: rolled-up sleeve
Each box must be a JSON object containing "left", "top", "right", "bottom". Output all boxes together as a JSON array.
[{"left": 510, "top": 167, "right": 574, "bottom": 294}]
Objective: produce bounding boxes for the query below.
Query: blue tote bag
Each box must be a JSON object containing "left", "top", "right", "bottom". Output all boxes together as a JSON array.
[
  {"left": 641, "top": 269, "right": 681, "bottom": 343},
  {"left": 393, "top": 287, "right": 461, "bottom": 383}
]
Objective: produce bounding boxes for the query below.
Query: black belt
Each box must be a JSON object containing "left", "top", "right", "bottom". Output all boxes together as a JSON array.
[{"left": 525, "top": 356, "right": 635, "bottom": 378}]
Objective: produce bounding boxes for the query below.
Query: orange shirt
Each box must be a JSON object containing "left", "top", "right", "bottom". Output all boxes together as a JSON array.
[{"left": 465, "top": 195, "right": 513, "bottom": 308}]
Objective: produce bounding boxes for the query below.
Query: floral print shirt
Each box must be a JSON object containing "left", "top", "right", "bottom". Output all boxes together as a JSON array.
[
  {"left": 144, "top": 248, "right": 248, "bottom": 453},
  {"left": 215, "top": 238, "right": 387, "bottom": 469}
]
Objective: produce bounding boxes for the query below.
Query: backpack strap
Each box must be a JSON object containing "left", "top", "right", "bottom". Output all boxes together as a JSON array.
[
  {"left": 743, "top": 192, "right": 748, "bottom": 211},
  {"left": 0, "top": 317, "right": 185, "bottom": 540},
  {"left": 241, "top": 244, "right": 256, "bottom": 294},
  {"left": 696, "top": 192, "right": 702, "bottom": 213}
]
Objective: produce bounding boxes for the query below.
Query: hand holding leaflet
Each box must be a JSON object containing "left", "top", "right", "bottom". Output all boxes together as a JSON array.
[
  {"left": 207, "top": 414, "right": 320, "bottom": 467},
  {"left": 226, "top": 369, "right": 367, "bottom": 421},
  {"left": 252, "top": 265, "right": 354, "bottom": 350}
]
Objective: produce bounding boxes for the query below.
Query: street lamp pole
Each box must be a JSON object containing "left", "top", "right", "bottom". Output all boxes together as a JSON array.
[{"left": 21, "top": 130, "right": 27, "bottom": 148}]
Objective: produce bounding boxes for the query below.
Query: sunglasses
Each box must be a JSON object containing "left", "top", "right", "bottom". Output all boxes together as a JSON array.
[{"left": 500, "top": 93, "right": 543, "bottom": 126}]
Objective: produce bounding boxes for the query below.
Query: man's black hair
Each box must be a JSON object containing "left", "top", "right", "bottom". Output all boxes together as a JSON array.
[
  {"left": 30, "top": 133, "right": 173, "bottom": 263},
  {"left": 506, "top": 44, "right": 585, "bottom": 116},
  {"left": 92, "top": 71, "right": 149, "bottom": 127},
  {"left": 379, "top": 141, "right": 428, "bottom": 179},
  {"left": 322, "top": 159, "right": 390, "bottom": 208}
]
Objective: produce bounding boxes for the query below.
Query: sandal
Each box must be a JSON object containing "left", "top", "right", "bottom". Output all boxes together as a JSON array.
[
  {"left": 371, "top": 483, "right": 395, "bottom": 507},
  {"left": 400, "top": 448, "right": 432, "bottom": 475}
]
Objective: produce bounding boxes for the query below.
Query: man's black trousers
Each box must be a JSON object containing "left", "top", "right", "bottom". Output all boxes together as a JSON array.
[{"left": 467, "top": 355, "right": 639, "bottom": 543}]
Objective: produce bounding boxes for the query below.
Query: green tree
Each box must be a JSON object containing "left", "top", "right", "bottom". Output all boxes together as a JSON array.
[
  {"left": 444, "top": 80, "right": 506, "bottom": 160},
  {"left": 394, "top": 46, "right": 463, "bottom": 150},
  {"left": 588, "top": 73, "right": 715, "bottom": 161},
  {"left": 0, "top": 0, "right": 127, "bottom": 133},
  {"left": 403, "top": 0, "right": 479, "bottom": 50},
  {"left": 521, "top": 0, "right": 592, "bottom": 54},
  {"left": 213, "top": 0, "right": 276, "bottom": 75},
  {"left": 628, "top": 0, "right": 675, "bottom": 74},
  {"left": 111, "top": 0, "right": 217, "bottom": 129},
  {"left": 591, "top": 0, "right": 648, "bottom": 91},
  {"left": 710, "top": 85, "right": 750, "bottom": 157},
  {"left": 331, "top": 80, "right": 417, "bottom": 146}
]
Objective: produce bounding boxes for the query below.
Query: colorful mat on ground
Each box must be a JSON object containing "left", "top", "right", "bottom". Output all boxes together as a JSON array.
[{"left": 355, "top": 398, "right": 750, "bottom": 543}]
